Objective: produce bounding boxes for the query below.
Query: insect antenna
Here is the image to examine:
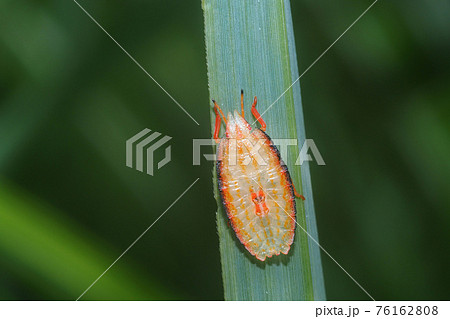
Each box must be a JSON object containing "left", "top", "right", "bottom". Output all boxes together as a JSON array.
[{"left": 241, "top": 89, "right": 245, "bottom": 117}]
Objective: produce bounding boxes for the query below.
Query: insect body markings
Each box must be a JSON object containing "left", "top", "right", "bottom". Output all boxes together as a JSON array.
[{"left": 213, "top": 90, "right": 304, "bottom": 261}]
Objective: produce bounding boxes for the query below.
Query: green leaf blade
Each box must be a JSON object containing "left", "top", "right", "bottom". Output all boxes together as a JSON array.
[{"left": 203, "top": 0, "right": 326, "bottom": 300}]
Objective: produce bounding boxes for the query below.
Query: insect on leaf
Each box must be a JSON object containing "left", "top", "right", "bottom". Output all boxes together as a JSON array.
[{"left": 203, "top": 0, "right": 326, "bottom": 300}]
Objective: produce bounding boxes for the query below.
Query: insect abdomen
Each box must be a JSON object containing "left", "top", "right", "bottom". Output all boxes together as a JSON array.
[{"left": 217, "top": 128, "right": 296, "bottom": 261}]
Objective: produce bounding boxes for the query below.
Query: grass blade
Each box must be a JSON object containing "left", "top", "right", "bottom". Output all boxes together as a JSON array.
[{"left": 203, "top": 0, "right": 326, "bottom": 300}]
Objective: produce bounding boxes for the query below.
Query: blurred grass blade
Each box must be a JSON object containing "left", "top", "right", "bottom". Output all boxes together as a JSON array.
[
  {"left": 0, "top": 180, "right": 175, "bottom": 300},
  {"left": 203, "top": 0, "right": 326, "bottom": 300}
]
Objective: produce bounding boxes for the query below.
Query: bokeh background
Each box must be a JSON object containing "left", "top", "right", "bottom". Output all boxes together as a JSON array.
[{"left": 0, "top": 0, "right": 449, "bottom": 300}]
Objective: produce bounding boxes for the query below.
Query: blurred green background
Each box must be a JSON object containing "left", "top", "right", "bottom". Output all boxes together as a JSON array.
[{"left": 0, "top": 0, "right": 449, "bottom": 300}]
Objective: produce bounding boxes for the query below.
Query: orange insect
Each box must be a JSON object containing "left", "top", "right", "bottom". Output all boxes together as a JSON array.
[{"left": 213, "top": 90, "right": 304, "bottom": 261}]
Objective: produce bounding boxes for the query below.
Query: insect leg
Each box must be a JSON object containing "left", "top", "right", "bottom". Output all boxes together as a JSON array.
[
  {"left": 213, "top": 99, "right": 227, "bottom": 142},
  {"left": 213, "top": 105, "right": 221, "bottom": 142},
  {"left": 293, "top": 184, "right": 306, "bottom": 201},
  {"left": 250, "top": 96, "right": 266, "bottom": 131}
]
